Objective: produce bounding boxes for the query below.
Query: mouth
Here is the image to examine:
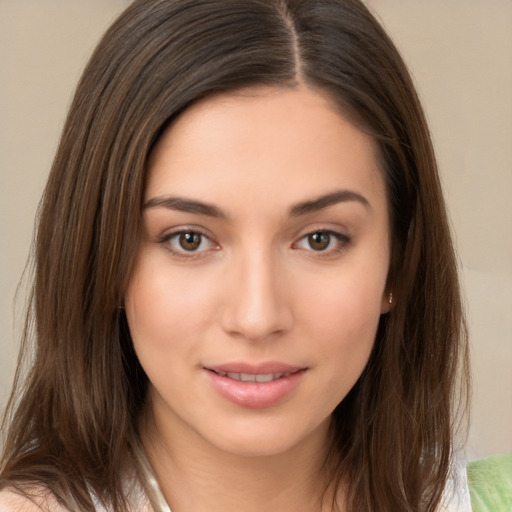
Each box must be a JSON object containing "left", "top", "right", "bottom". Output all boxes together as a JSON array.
[
  {"left": 207, "top": 369, "right": 298, "bottom": 383},
  {"left": 204, "top": 364, "right": 307, "bottom": 408}
]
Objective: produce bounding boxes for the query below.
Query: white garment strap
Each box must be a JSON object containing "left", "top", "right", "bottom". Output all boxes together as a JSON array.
[
  {"left": 146, "top": 471, "right": 172, "bottom": 512},
  {"left": 439, "top": 456, "right": 473, "bottom": 512}
]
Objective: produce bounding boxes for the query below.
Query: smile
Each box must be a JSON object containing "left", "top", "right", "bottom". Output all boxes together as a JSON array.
[
  {"left": 211, "top": 371, "right": 292, "bottom": 383},
  {"left": 205, "top": 365, "right": 306, "bottom": 408}
]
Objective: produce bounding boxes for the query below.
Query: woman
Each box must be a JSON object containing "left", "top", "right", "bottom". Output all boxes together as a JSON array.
[{"left": 0, "top": 0, "right": 470, "bottom": 511}]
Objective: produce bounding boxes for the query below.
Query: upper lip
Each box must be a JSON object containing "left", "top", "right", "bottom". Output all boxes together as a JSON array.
[{"left": 205, "top": 362, "right": 306, "bottom": 375}]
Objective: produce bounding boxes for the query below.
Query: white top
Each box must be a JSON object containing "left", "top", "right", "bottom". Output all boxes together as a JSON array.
[
  {"left": 0, "top": 462, "right": 473, "bottom": 512},
  {"left": 440, "top": 459, "right": 473, "bottom": 512}
]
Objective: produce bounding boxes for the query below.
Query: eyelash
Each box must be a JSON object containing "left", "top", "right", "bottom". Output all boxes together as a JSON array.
[
  {"left": 293, "top": 230, "right": 351, "bottom": 256},
  {"left": 157, "top": 228, "right": 351, "bottom": 259},
  {"left": 157, "top": 228, "right": 219, "bottom": 259}
]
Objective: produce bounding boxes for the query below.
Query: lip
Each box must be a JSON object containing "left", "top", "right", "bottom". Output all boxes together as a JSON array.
[
  {"left": 204, "top": 362, "right": 307, "bottom": 409},
  {"left": 207, "top": 362, "right": 303, "bottom": 375}
]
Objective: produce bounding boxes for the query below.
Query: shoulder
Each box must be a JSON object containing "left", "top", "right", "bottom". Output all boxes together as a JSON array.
[
  {"left": 0, "top": 475, "right": 153, "bottom": 512},
  {"left": 0, "top": 487, "right": 68, "bottom": 512},
  {"left": 467, "top": 453, "right": 512, "bottom": 512}
]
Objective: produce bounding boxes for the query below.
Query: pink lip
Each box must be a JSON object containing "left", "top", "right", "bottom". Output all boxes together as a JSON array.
[
  {"left": 204, "top": 362, "right": 307, "bottom": 409},
  {"left": 207, "top": 362, "right": 303, "bottom": 374}
]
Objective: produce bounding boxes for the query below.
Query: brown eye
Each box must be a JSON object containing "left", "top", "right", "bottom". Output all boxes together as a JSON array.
[
  {"left": 160, "top": 230, "right": 216, "bottom": 256},
  {"left": 178, "top": 232, "right": 202, "bottom": 251},
  {"left": 294, "top": 230, "right": 350, "bottom": 255},
  {"left": 307, "top": 232, "right": 331, "bottom": 251}
]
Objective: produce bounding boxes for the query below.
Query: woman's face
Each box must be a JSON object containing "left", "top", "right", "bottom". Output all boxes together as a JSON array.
[{"left": 125, "top": 86, "right": 391, "bottom": 457}]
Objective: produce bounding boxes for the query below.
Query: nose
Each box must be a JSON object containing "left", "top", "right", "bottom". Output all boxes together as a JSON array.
[{"left": 220, "top": 248, "right": 293, "bottom": 342}]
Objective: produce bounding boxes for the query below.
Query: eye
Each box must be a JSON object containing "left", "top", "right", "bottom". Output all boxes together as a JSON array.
[
  {"left": 160, "top": 230, "right": 217, "bottom": 255},
  {"left": 176, "top": 232, "right": 203, "bottom": 251},
  {"left": 294, "top": 230, "right": 349, "bottom": 254}
]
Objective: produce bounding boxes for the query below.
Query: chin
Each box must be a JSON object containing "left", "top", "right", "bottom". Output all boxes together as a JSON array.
[{"left": 201, "top": 416, "right": 331, "bottom": 459}]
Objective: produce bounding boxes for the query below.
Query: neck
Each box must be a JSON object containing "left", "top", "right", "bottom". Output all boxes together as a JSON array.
[{"left": 140, "top": 402, "right": 338, "bottom": 512}]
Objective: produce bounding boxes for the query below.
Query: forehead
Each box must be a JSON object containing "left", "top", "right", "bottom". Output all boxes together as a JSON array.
[{"left": 146, "top": 85, "right": 386, "bottom": 213}]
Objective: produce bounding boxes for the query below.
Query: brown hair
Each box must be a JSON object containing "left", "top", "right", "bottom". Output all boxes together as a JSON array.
[{"left": 1, "top": 0, "right": 469, "bottom": 510}]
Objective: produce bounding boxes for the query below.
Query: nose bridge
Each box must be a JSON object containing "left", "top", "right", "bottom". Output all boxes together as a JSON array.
[{"left": 221, "top": 241, "right": 292, "bottom": 341}]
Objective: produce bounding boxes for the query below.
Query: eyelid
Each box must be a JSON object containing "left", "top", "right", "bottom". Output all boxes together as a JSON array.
[
  {"left": 292, "top": 228, "right": 351, "bottom": 255},
  {"left": 157, "top": 226, "right": 219, "bottom": 258}
]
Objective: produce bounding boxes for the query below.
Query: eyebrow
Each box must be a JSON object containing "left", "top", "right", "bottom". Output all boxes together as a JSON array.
[
  {"left": 143, "top": 196, "right": 226, "bottom": 218},
  {"left": 289, "top": 190, "right": 370, "bottom": 216},
  {"left": 143, "top": 189, "right": 370, "bottom": 219}
]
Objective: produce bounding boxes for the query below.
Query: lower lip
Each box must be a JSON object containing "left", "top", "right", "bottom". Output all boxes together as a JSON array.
[{"left": 205, "top": 370, "right": 305, "bottom": 409}]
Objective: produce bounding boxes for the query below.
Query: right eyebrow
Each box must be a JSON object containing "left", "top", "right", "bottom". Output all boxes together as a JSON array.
[
  {"left": 289, "top": 189, "right": 371, "bottom": 217},
  {"left": 143, "top": 195, "right": 227, "bottom": 219}
]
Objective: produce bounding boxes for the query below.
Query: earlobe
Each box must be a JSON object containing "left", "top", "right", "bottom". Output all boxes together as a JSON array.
[{"left": 380, "top": 290, "right": 394, "bottom": 314}]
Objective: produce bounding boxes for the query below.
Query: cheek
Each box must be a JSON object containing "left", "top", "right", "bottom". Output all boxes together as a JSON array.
[
  {"left": 315, "top": 294, "right": 380, "bottom": 365},
  {"left": 299, "top": 264, "right": 385, "bottom": 334},
  {"left": 124, "top": 257, "right": 215, "bottom": 398},
  {"left": 125, "top": 253, "right": 217, "bottom": 343},
  {"left": 295, "top": 267, "right": 385, "bottom": 387}
]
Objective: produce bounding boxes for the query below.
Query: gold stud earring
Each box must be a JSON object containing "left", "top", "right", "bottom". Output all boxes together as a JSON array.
[{"left": 388, "top": 292, "right": 393, "bottom": 304}]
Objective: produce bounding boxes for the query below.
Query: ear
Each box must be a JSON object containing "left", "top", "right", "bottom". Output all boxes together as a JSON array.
[{"left": 380, "top": 289, "right": 394, "bottom": 314}]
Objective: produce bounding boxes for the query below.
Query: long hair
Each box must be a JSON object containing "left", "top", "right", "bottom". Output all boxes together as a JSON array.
[{"left": 1, "top": 1, "right": 469, "bottom": 510}]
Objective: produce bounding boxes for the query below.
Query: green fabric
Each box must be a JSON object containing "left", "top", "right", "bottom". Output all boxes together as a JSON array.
[{"left": 468, "top": 453, "right": 512, "bottom": 512}]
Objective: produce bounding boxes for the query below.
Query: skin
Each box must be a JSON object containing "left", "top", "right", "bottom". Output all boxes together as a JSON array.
[{"left": 125, "top": 85, "right": 392, "bottom": 512}]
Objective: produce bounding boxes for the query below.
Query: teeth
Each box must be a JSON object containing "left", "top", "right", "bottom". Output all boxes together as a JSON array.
[
  {"left": 255, "top": 374, "right": 274, "bottom": 383},
  {"left": 219, "top": 371, "right": 290, "bottom": 382}
]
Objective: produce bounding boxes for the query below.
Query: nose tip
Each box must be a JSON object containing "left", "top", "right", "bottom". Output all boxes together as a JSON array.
[
  {"left": 225, "top": 302, "right": 288, "bottom": 343},
  {"left": 220, "top": 256, "right": 293, "bottom": 342}
]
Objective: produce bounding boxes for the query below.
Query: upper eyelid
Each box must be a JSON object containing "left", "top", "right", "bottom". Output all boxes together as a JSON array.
[
  {"left": 293, "top": 224, "right": 350, "bottom": 240},
  {"left": 295, "top": 229, "right": 350, "bottom": 244},
  {"left": 156, "top": 224, "right": 351, "bottom": 244},
  {"left": 300, "top": 227, "right": 349, "bottom": 237},
  {"left": 159, "top": 225, "right": 215, "bottom": 240}
]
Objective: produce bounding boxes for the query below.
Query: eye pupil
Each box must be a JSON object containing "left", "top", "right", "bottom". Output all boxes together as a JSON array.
[
  {"left": 308, "top": 232, "right": 330, "bottom": 251},
  {"left": 179, "top": 232, "right": 201, "bottom": 251}
]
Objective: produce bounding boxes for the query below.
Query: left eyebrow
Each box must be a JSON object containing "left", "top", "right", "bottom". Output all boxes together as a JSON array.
[
  {"left": 289, "top": 190, "right": 371, "bottom": 217},
  {"left": 143, "top": 196, "right": 227, "bottom": 219}
]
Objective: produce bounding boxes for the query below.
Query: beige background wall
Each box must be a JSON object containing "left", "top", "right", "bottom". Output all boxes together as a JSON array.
[{"left": 1, "top": 0, "right": 511, "bottom": 460}]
